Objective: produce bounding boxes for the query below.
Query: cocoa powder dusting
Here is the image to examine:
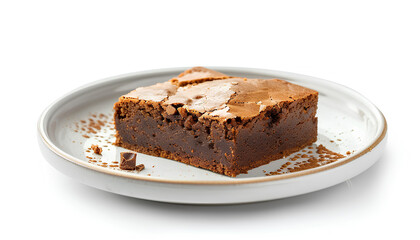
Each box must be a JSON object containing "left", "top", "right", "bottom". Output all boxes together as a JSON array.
[
  {"left": 73, "top": 113, "right": 111, "bottom": 139},
  {"left": 72, "top": 113, "right": 118, "bottom": 168},
  {"left": 265, "top": 144, "right": 347, "bottom": 176}
]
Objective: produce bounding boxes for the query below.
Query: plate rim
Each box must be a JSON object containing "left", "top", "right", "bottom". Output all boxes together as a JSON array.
[{"left": 38, "top": 67, "right": 388, "bottom": 185}]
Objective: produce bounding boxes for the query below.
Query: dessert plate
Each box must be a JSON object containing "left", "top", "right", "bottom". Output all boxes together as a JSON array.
[{"left": 38, "top": 67, "right": 387, "bottom": 204}]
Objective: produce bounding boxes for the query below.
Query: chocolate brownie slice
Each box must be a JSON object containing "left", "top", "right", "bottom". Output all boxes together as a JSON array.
[{"left": 114, "top": 67, "right": 318, "bottom": 177}]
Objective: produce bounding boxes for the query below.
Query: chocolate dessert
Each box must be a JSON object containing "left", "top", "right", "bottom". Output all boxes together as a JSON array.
[{"left": 114, "top": 67, "right": 318, "bottom": 177}]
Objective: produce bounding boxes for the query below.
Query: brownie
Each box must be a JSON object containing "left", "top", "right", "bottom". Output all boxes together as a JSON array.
[{"left": 114, "top": 67, "right": 318, "bottom": 177}]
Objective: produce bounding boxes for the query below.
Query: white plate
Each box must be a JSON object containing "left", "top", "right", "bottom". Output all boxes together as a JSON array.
[{"left": 38, "top": 67, "right": 387, "bottom": 204}]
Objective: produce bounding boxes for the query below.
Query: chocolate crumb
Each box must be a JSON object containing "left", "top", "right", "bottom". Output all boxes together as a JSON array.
[
  {"left": 135, "top": 164, "right": 145, "bottom": 172},
  {"left": 91, "top": 144, "right": 102, "bottom": 155}
]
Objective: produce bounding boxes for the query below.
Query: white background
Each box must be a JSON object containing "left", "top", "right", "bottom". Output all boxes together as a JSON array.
[{"left": 1, "top": 0, "right": 419, "bottom": 239}]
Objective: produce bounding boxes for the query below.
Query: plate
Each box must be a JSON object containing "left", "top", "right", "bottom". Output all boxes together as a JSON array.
[{"left": 38, "top": 67, "right": 387, "bottom": 204}]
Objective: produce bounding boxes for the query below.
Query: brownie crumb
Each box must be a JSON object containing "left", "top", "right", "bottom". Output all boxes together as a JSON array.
[
  {"left": 120, "top": 152, "right": 137, "bottom": 170},
  {"left": 136, "top": 164, "right": 145, "bottom": 172},
  {"left": 91, "top": 144, "right": 102, "bottom": 155}
]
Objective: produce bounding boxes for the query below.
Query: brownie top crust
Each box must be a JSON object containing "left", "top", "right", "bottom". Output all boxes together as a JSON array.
[
  {"left": 124, "top": 82, "right": 177, "bottom": 102},
  {"left": 121, "top": 67, "right": 317, "bottom": 120}
]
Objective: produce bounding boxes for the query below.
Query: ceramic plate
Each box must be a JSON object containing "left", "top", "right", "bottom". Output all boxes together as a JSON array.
[{"left": 38, "top": 67, "right": 387, "bottom": 204}]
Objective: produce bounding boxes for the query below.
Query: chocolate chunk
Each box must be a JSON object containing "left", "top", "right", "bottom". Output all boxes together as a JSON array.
[{"left": 119, "top": 152, "right": 136, "bottom": 170}]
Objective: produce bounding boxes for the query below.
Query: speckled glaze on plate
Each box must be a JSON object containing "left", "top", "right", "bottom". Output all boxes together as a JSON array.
[{"left": 38, "top": 67, "right": 387, "bottom": 204}]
